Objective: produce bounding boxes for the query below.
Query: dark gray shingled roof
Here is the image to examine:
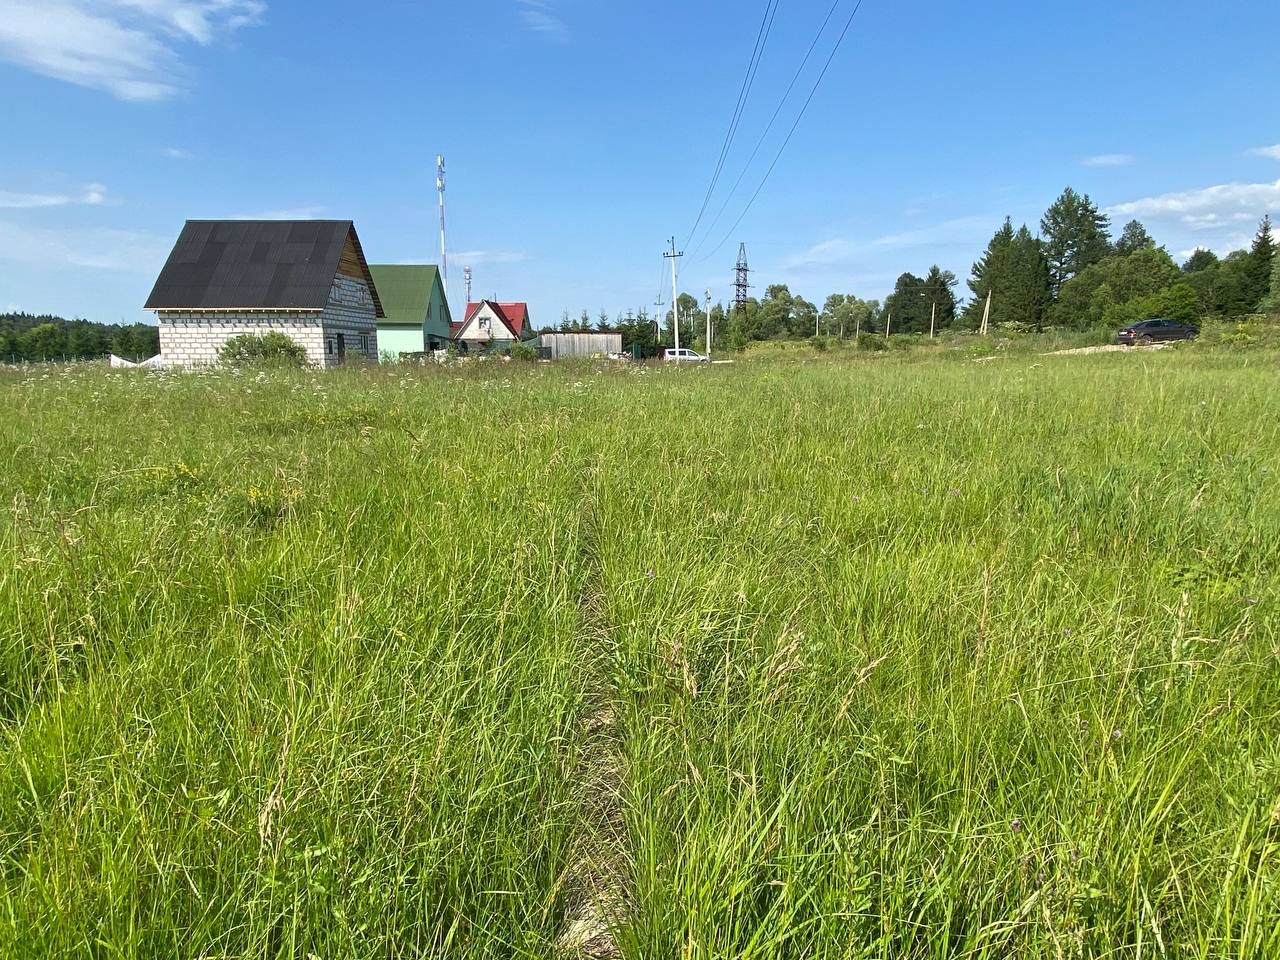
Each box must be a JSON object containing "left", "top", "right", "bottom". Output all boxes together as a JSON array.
[{"left": 144, "top": 220, "right": 384, "bottom": 317}]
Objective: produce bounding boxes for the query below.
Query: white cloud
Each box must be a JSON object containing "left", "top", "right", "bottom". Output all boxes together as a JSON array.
[
  {"left": 162, "top": 146, "right": 191, "bottom": 159},
  {"left": 1247, "top": 145, "right": 1280, "bottom": 160},
  {"left": 0, "top": 183, "right": 108, "bottom": 209},
  {"left": 0, "top": 0, "right": 264, "bottom": 101},
  {"left": 516, "top": 0, "right": 567, "bottom": 40},
  {"left": 1082, "top": 153, "right": 1135, "bottom": 167},
  {"left": 871, "top": 216, "right": 991, "bottom": 251},
  {"left": 1108, "top": 179, "right": 1280, "bottom": 221},
  {"left": 1108, "top": 179, "right": 1277, "bottom": 259},
  {"left": 1180, "top": 212, "right": 1255, "bottom": 231},
  {"left": 781, "top": 238, "right": 853, "bottom": 269},
  {"left": 0, "top": 219, "right": 171, "bottom": 272},
  {"left": 782, "top": 217, "right": 992, "bottom": 272}
]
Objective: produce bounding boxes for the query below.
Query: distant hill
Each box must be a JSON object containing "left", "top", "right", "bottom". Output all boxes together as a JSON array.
[{"left": 0, "top": 313, "right": 159, "bottom": 363}]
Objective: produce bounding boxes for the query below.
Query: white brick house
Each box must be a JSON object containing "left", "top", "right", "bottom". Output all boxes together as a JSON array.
[{"left": 145, "top": 220, "right": 384, "bottom": 368}]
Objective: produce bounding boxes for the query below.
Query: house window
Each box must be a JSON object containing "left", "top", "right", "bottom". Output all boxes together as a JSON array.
[
  {"left": 479, "top": 317, "right": 491, "bottom": 333},
  {"left": 359, "top": 334, "right": 370, "bottom": 354},
  {"left": 326, "top": 337, "right": 336, "bottom": 356}
]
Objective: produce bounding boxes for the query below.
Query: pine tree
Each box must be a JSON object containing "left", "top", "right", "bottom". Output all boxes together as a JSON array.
[
  {"left": 1265, "top": 245, "right": 1280, "bottom": 314},
  {"left": 1246, "top": 216, "right": 1275, "bottom": 312},
  {"left": 1114, "top": 219, "right": 1155, "bottom": 256},
  {"left": 884, "top": 273, "right": 928, "bottom": 333},
  {"left": 1007, "top": 226, "right": 1053, "bottom": 327},
  {"left": 962, "top": 218, "right": 1016, "bottom": 327},
  {"left": 1182, "top": 248, "right": 1219, "bottom": 273},
  {"left": 922, "top": 265, "right": 958, "bottom": 329},
  {"left": 1040, "top": 187, "right": 1112, "bottom": 296},
  {"left": 962, "top": 219, "right": 1051, "bottom": 328}
]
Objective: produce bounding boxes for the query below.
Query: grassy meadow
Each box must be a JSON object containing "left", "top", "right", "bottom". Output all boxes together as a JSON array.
[{"left": 1, "top": 344, "right": 1278, "bottom": 958}]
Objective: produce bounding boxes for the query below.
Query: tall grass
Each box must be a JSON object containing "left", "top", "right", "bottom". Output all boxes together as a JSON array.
[
  {"left": 1, "top": 348, "right": 1277, "bottom": 957},
  {"left": 1, "top": 365, "right": 594, "bottom": 956},
  {"left": 599, "top": 353, "right": 1280, "bottom": 958}
]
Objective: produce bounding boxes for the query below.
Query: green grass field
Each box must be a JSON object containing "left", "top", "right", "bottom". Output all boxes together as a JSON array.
[{"left": 2, "top": 346, "right": 1278, "bottom": 958}]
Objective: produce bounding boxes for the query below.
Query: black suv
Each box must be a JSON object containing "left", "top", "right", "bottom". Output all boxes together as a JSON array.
[{"left": 1116, "top": 318, "right": 1199, "bottom": 345}]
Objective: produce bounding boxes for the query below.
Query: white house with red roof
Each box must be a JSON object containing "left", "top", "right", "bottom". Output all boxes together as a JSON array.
[{"left": 450, "top": 300, "right": 534, "bottom": 351}]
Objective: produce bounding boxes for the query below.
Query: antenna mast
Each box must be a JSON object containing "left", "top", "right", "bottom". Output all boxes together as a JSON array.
[
  {"left": 436, "top": 155, "right": 448, "bottom": 297},
  {"left": 734, "top": 242, "right": 751, "bottom": 309},
  {"left": 464, "top": 266, "right": 472, "bottom": 305}
]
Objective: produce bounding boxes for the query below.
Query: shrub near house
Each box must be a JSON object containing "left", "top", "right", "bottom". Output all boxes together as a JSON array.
[{"left": 218, "top": 332, "right": 309, "bottom": 368}]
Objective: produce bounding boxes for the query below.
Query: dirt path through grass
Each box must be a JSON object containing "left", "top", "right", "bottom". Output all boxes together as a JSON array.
[{"left": 556, "top": 495, "right": 626, "bottom": 959}]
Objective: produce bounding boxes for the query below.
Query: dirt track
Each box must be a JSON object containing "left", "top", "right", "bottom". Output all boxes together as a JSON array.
[{"left": 1044, "top": 343, "right": 1170, "bottom": 356}]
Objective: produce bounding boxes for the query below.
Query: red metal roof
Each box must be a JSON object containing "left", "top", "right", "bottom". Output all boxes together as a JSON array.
[{"left": 496, "top": 302, "right": 530, "bottom": 335}]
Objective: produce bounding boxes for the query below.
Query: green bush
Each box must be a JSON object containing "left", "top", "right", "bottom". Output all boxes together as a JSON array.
[
  {"left": 1194, "top": 316, "right": 1280, "bottom": 348},
  {"left": 218, "top": 332, "right": 309, "bottom": 368},
  {"left": 854, "top": 331, "right": 887, "bottom": 351},
  {"left": 1103, "top": 281, "right": 1201, "bottom": 328},
  {"left": 509, "top": 340, "right": 541, "bottom": 362}
]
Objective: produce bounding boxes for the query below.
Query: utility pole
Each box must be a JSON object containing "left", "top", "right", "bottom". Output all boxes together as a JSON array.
[
  {"left": 980, "top": 289, "right": 992, "bottom": 336},
  {"left": 885, "top": 311, "right": 892, "bottom": 339},
  {"left": 704, "top": 289, "right": 712, "bottom": 361},
  {"left": 930, "top": 301, "right": 937, "bottom": 339},
  {"left": 664, "top": 238, "right": 683, "bottom": 355}
]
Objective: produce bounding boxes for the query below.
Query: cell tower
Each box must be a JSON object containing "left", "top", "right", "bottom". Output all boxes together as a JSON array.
[
  {"left": 464, "top": 266, "right": 473, "bottom": 304},
  {"left": 436, "top": 155, "right": 448, "bottom": 297},
  {"left": 734, "top": 242, "right": 751, "bottom": 308}
]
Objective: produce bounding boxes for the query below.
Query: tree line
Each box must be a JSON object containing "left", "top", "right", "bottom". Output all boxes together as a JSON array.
[
  {"left": 553, "top": 186, "right": 1278, "bottom": 353},
  {"left": 0, "top": 313, "right": 160, "bottom": 363},
  {"left": 960, "top": 189, "right": 1276, "bottom": 331}
]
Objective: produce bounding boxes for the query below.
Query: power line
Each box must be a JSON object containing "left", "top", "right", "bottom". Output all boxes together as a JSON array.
[
  {"left": 682, "top": 0, "right": 780, "bottom": 249},
  {"left": 688, "top": 0, "right": 844, "bottom": 259},
  {"left": 695, "top": 0, "right": 868, "bottom": 267}
]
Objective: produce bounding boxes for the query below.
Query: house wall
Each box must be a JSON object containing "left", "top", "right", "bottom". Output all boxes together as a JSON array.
[
  {"left": 156, "top": 275, "right": 379, "bottom": 368},
  {"left": 425, "top": 274, "right": 452, "bottom": 346},
  {"left": 320, "top": 274, "right": 379, "bottom": 364},
  {"left": 456, "top": 305, "right": 515, "bottom": 348},
  {"left": 157, "top": 313, "right": 326, "bottom": 366},
  {"left": 377, "top": 325, "right": 426, "bottom": 358}
]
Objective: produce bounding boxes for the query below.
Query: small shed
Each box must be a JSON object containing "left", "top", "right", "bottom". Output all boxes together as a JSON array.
[
  {"left": 539, "top": 332, "right": 623, "bottom": 360},
  {"left": 368, "top": 264, "right": 452, "bottom": 358}
]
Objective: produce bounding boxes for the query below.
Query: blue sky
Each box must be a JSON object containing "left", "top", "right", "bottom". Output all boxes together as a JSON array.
[{"left": 2, "top": 0, "right": 1278, "bottom": 326}]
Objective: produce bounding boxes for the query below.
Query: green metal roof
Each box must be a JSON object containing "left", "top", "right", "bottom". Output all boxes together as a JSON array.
[{"left": 368, "top": 264, "right": 441, "bottom": 326}]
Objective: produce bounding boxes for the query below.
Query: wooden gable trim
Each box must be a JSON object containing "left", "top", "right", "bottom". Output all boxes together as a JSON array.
[
  {"left": 337, "top": 234, "right": 365, "bottom": 279},
  {"left": 335, "top": 226, "right": 386, "bottom": 318}
]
